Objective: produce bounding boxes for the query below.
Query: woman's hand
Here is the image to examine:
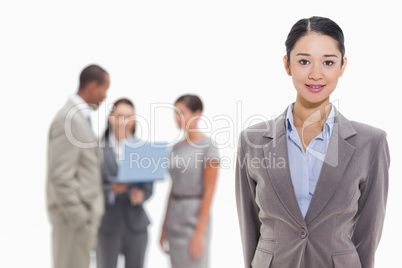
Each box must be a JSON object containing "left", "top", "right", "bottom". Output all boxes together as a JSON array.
[
  {"left": 110, "top": 183, "right": 129, "bottom": 194},
  {"left": 190, "top": 230, "right": 204, "bottom": 260},
  {"left": 159, "top": 228, "right": 169, "bottom": 254},
  {"left": 130, "top": 187, "right": 144, "bottom": 205}
]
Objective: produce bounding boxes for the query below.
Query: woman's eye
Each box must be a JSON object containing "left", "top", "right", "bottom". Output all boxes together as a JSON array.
[
  {"left": 299, "top": 59, "right": 310, "bottom": 65},
  {"left": 323, "top": 60, "right": 334, "bottom": 66}
]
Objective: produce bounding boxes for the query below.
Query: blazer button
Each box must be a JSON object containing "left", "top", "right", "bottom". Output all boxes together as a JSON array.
[{"left": 299, "top": 228, "right": 307, "bottom": 239}]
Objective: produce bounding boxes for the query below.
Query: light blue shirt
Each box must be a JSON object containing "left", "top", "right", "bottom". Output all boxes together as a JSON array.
[{"left": 286, "top": 103, "right": 335, "bottom": 218}]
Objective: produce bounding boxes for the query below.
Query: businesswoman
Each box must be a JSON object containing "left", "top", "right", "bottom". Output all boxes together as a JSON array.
[
  {"left": 236, "top": 16, "right": 390, "bottom": 268},
  {"left": 97, "top": 98, "right": 153, "bottom": 268},
  {"left": 160, "top": 94, "right": 220, "bottom": 268}
]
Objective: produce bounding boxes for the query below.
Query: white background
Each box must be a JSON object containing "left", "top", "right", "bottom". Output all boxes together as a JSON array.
[{"left": 1, "top": 1, "right": 400, "bottom": 267}]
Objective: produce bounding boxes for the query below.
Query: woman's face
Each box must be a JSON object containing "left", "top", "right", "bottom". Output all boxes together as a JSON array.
[
  {"left": 284, "top": 32, "right": 347, "bottom": 105},
  {"left": 174, "top": 102, "right": 200, "bottom": 130},
  {"left": 109, "top": 103, "right": 135, "bottom": 137}
]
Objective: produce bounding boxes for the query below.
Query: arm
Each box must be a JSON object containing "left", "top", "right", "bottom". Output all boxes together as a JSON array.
[
  {"left": 190, "top": 159, "right": 219, "bottom": 259},
  {"left": 101, "top": 149, "right": 129, "bottom": 206},
  {"left": 129, "top": 182, "right": 153, "bottom": 205},
  {"left": 134, "top": 182, "right": 153, "bottom": 201},
  {"left": 235, "top": 132, "right": 261, "bottom": 268},
  {"left": 47, "top": 119, "right": 88, "bottom": 230},
  {"left": 160, "top": 188, "right": 173, "bottom": 253},
  {"left": 103, "top": 183, "right": 131, "bottom": 206},
  {"left": 352, "top": 132, "right": 390, "bottom": 268}
]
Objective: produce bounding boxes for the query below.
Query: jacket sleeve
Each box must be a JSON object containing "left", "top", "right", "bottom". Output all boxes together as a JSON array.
[
  {"left": 235, "top": 131, "right": 261, "bottom": 268},
  {"left": 128, "top": 182, "right": 153, "bottom": 207},
  {"left": 352, "top": 132, "right": 390, "bottom": 268},
  {"left": 100, "top": 158, "right": 116, "bottom": 206},
  {"left": 136, "top": 182, "right": 154, "bottom": 202},
  {"left": 102, "top": 181, "right": 116, "bottom": 206},
  {"left": 47, "top": 118, "right": 88, "bottom": 230}
]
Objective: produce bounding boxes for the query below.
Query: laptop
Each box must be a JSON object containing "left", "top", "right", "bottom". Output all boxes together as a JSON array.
[{"left": 116, "top": 141, "right": 169, "bottom": 183}]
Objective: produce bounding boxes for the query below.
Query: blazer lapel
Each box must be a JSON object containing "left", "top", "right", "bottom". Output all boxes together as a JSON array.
[
  {"left": 66, "top": 100, "right": 97, "bottom": 138},
  {"left": 65, "top": 100, "right": 102, "bottom": 162},
  {"left": 304, "top": 109, "right": 356, "bottom": 226},
  {"left": 262, "top": 109, "right": 306, "bottom": 228}
]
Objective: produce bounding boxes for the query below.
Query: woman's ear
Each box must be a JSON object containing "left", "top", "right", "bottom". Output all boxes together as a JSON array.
[
  {"left": 283, "top": 55, "right": 291, "bottom": 76},
  {"left": 339, "top": 56, "right": 348, "bottom": 77},
  {"left": 194, "top": 110, "right": 202, "bottom": 118}
]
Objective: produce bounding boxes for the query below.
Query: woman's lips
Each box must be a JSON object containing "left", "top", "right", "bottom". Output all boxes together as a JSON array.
[{"left": 306, "top": 84, "right": 325, "bottom": 93}]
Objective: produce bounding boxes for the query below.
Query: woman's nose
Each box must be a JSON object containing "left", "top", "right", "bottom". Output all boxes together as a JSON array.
[{"left": 308, "top": 64, "right": 323, "bottom": 80}]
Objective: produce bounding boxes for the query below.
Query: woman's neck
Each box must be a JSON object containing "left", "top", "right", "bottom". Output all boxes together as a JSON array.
[
  {"left": 184, "top": 129, "right": 205, "bottom": 142},
  {"left": 293, "top": 97, "right": 331, "bottom": 129}
]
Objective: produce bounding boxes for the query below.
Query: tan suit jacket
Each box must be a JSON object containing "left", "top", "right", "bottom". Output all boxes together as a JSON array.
[
  {"left": 235, "top": 107, "right": 389, "bottom": 268},
  {"left": 46, "top": 100, "right": 104, "bottom": 268}
]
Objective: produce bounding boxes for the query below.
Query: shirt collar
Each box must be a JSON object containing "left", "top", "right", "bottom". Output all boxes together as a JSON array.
[
  {"left": 286, "top": 103, "right": 296, "bottom": 134},
  {"left": 324, "top": 105, "right": 335, "bottom": 138},
  {"left": 69, "top": 93, "right": 92, "bottom": 119},
  {"left": 286, "top": 103, "right": 335, "bottom": 139}
]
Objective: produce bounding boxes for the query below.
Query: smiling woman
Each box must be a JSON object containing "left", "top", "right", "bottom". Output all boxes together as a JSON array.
[
  {"left": 284, "top": 32, "right": 347, "bottom": 109},
  {"left": 236, "top": 16, "right": 390, "bottom": 268}
]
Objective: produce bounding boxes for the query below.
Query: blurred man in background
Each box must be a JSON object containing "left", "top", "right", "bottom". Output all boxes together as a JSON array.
[{"left": 46, "top": 64, "right": 109, "bottom": 268}]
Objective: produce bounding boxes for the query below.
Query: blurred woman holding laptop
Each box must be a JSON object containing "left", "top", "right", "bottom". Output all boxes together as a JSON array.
[
  {"left": 160, "top": 94, "right": 220, "bottom": 268},
  {"left": 97, "top": 98, "right": 153, "bottom": 268}
]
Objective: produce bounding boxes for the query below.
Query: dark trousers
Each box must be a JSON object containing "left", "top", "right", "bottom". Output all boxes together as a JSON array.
[{"left": 96, "top": 229, "right": 148, "bottom": 268}]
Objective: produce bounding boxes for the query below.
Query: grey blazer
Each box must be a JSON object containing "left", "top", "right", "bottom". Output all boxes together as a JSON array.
[
  {"left": 47, "top": 100, "right": 104, "bottom": 230},
  {"left": 235, "top": 107, "right": 390, "bottom": 268},
  {"left": 98, "top": 136, "right": 153, "bottom": 234}
]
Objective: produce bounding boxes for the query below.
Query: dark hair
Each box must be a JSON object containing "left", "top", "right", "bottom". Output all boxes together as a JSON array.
[
  {"left": 285, "top": 16, "right": 345, "bottom": 65},
  {"left": 175, "top": 94, "right": 203, "bottom": 112},
  {"left": 78, "top": 64, "right": 108, "bottom": 90},
  {"left": 103, "top": 98, "right": 136, "bottom": 140}
]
